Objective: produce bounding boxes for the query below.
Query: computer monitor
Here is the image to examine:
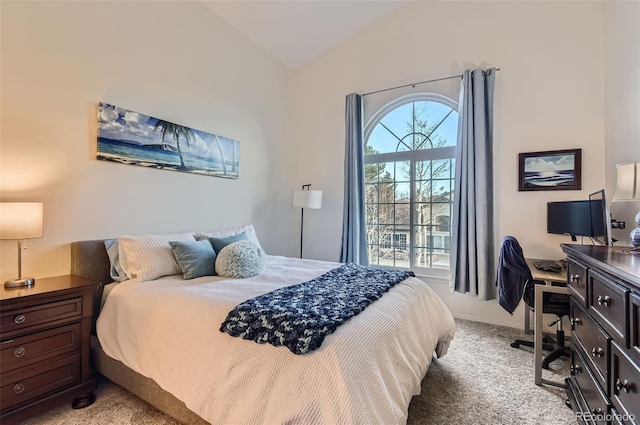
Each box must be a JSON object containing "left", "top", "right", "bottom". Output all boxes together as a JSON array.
[
  {"left": 547, "top": 200, "right": 593, "bottom": 241},
  {"left": 589, "top": 189, "right": 613, "bottom": 246}
]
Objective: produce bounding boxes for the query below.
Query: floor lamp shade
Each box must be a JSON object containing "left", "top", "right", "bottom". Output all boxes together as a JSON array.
[
  {"left": 293, "top": 190, "right": 323, "bottom": 209},
  {"left": 612, "top": 162, "right": 640, "bottom": 248},
  {"left": 1, "top": 202, "right": 44, "bottom": 288},
  {"left": 293, "top": 188, "right": 323, "bottom": 259}
]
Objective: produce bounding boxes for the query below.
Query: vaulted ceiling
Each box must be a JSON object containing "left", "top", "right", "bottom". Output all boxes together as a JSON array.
[{"left": 201, "top": 1, "right": 409, "bottom": 69}]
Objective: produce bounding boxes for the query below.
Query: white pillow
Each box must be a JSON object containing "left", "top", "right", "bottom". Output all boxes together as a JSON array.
[
  {"left": 196, "top": 224, "right": 262, "bottom": 250},
  {"left": 118, "top": 232, "right": 195, "bottom": 282}
]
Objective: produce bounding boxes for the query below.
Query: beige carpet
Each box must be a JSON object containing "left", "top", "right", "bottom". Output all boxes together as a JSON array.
[{"left": 24, "top": 319, "right": 576, "bottom": 424}]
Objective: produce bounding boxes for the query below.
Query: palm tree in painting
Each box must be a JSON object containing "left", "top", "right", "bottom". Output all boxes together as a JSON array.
[
  {"left": 214, "top": 134, "right": 228, "bottom": 176},
  {"left": 153, "top": 120, "right": 195, "bottom": 169}
]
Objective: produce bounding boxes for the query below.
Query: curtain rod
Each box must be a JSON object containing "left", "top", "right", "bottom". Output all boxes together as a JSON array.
[{"left": 362, "top": 68, "right": 500, "bottom": 97}]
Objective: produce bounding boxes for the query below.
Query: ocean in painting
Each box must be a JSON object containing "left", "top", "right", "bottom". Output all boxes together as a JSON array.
[
  {"left": 97, "top": 102, "right": 239, "bottom": 179},
  {"left": 523, "top": 170, "right": 574, "bottom": 188},
  {"left": 97, "top": 138, "right": 238, "bottom": 178}
]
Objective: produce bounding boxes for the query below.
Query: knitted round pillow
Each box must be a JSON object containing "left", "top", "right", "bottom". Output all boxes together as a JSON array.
[{"left": 215, "top": 240, "right": 267, "bottom": 278}]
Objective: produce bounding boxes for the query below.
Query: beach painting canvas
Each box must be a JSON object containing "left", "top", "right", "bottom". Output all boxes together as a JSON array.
[
  {"left": 97, "top": 102, "right": 239, "bottom": 179},
  {"left": 518, "top": 149, "right": 582, "bottom": 191}
]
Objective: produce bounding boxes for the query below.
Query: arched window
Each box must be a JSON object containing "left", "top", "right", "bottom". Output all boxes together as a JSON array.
[{"left": 364, "top": 93, "right": 458, "bottom": 276}]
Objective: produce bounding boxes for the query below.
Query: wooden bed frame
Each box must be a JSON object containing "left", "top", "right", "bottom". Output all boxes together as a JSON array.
[{"left": 71, "top": 240, "right": 208, "bottom": 425}]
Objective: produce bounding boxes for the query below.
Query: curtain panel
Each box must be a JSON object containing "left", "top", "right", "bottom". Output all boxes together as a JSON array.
[
  {"left": 450, "top": 68, "right": 497, "bottom": 300},
  {"left": 340, "top": 93, "right": 368, "bottom": 265}
]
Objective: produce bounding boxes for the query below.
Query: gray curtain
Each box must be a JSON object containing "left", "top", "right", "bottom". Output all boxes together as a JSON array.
[
  {"left": 450, "top": 68, "right": 496, "bottom": 299},
  {"left": 340, "top": 93, "right": 368, "bottom": 265}
]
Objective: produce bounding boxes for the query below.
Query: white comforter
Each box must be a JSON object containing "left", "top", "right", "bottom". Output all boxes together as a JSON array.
[{"left": 97, "top": 256, "right": 455, "bottom": 425}]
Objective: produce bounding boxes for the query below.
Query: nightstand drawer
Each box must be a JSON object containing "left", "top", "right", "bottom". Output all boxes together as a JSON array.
[
  {"left": 0, "top": 355, "right": 80, "bottom": 410},
  {"left": 1, "top": 323, "right": 82, "bottom": 372},
  {"left": 0, "top": 297, "right": 82, "bottom": 337},
  {"left": 589, "top": 270, "right": 629, "bottom": 345}
]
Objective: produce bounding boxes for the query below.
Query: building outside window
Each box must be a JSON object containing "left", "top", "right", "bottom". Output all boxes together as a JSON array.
[{"left": 364, "top": 93, "right": 458, "bottom": 277}]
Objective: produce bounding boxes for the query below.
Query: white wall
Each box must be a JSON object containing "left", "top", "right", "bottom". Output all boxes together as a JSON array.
[
  {"left": 605, "top": 1, "right": 640, "bottom": 244},
  {"left": 293, "top": 1, "right": 606, "bottom": 327},
  {"left": 0, "top": 1, "right": 296, "bottom": 282}
]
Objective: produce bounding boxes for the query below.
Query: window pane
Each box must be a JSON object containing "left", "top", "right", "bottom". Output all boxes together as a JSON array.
[
  {"left": 430, "top": 179, "right": 453, "bottom": 198},
  {"left": 414, "top": 247, "right": 432, "bottom": 268},
  {"left": 365, "top": 184, "right": 379, "bottom": 204},
  {"left": 365, "top": 203, "right": 379, "bottom": 225},
  {"left": 395, "top": 204, "right": 410, "bottom": 226},
  {"left": 367, "top": 126, "right": 400, "bottom": 155},
  {"left": 395, "top": 182, "right": 410, "bottom": 202},
  {"left": 366, "top": 225, "right": 379, "bottom": 244},
  {"left": 379, "top": 204, "right": 394, "bottom": 225}
]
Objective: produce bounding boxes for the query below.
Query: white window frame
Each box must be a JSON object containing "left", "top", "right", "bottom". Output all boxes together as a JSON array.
[{"left": 364, "top": 93, "right": 458, "bottom": 278}]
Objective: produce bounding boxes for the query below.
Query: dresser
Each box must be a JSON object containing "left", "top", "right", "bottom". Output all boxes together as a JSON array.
[
  {"left": 563, "top": 244, "right": 640, "bottom": 424},
  {"left": 0, "top": 275, "right": 101, "bottom": 425}
]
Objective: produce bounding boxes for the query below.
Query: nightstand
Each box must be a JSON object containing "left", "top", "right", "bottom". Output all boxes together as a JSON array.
[{"left": 0, "top": 275, "right": 101, "bottom": 425}]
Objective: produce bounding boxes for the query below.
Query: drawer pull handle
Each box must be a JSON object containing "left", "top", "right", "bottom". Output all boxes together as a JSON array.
[
  {"left": 570, "top": 274, "right": 580, "bottom": 282},
  {"left": 13, "top": 346, "right": 25, "bottom": 358},
  {"left": 616, "top": 378, "right": 632, "bottom": 394},
  {"left": 571, "top": 365, "right": 582, "bottom": 374},
  {"left": 570, "top": 318, "right": 582, "bottom": 326},
  {"left": 591, "top": 347, "right": 605, "bottom": 358},
  {"left": 12, "top": 383, "right": 25, "bottom": 394},
  {"left": 597, "top": 295, "right": 610, "bottom": 306},
  {"left": 13, "top": 315, "right": 26, "bottom": 324}
]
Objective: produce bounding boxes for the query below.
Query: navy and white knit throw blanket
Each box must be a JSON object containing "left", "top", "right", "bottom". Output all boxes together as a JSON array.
[{"left": 219, "top": 263, "right": 415, "bottom": 355}]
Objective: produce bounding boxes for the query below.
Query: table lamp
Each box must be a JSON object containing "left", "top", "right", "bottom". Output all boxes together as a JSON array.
[
  {"left": 612, "top": 162, "right": 640, "bottom": 249},
  {"left": 0, "top": 202, "right": 44, "bottom": 287},
  {"left": 292, "top": 184, "right": 323, "bottom": 258}
]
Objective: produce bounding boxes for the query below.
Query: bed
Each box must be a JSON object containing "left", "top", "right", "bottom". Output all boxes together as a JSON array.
[{"left": 71, "top": 236, "right": 455, "bottom": 425}]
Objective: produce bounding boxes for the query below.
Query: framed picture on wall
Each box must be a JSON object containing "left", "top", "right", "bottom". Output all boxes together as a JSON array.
[{"left": 518, "top": 148, "right": 582, "bottom": 191}]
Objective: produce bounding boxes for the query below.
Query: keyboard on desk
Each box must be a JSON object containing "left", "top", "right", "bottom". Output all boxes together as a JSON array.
[{"left": 533, "top": 260, "right": 562, "bottom": 273}]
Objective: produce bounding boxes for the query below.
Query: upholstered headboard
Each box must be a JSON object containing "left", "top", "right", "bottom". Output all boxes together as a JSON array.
[{"left": 71, "top": 239, "right": 112, "bottom": 334}]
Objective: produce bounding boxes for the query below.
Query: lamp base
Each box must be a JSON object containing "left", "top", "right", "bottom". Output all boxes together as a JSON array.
[{"left": 4, "top": 277, "right": 35, "bottom": 288}]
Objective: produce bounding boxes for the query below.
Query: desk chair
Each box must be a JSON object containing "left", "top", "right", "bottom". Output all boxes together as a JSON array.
[
  {"left": 511, "top": 280, "right": 571, "bottom": 368},
  {"left": 496, "top": 236, "right": 570, "bottom": 369}
]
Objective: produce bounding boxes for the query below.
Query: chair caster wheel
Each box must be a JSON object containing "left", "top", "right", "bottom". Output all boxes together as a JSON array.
[
  {"left": 565, "top": 399, "right": 572, "bottom": 409},
  {"left": 510, "top": 342, "right": 519, "bottom": 348},
  {"left": 542, "top": 362, "right": 550, "bottom": 370}
]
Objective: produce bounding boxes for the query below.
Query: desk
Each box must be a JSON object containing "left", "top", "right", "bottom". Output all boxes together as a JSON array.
[
  {"left": 522, "top": 258, "right": 566, "bottom": 333},
  {"left": 525, "top": 258, "right": 569, "bottom": 387}
]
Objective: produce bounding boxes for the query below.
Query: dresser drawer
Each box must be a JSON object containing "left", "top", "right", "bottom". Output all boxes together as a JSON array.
[
  {"left": 573, "top": 300, "right": 610, "bottom": 390},
  {"left": 568, "top": 260, "right": 588, "bottom": 307},
  {"left": 589, "top": 270, "right": 628, "bottom": 345},
  {"left": 628, "top": 293, "right": 640, "bottom": 365},
  {"left": 573, "top": 348, "right": 610, "bottom": 424},
  {"left": 611, "top": 341, "right": 640, "bottom": 424},
  {"left": 0, "top": 297, "right": 83, "bottom": 337},
  {"left": 0, "top": 355, "right": 80, "bottom": 410},
  {"left": 0, "top": 323, "right": 82, "bottom": 373}
]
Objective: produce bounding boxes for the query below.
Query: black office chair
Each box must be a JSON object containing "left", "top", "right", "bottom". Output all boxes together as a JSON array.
[
  {"left": 511, "top": 279, "right": 571, "bottom": 369},
  {"left": 496, "top": 236, "right": 570, "bottom": 369}
]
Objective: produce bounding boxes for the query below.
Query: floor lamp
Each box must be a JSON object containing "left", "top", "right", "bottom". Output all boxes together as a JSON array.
[
  {"left": 613, "top": 162, "right": 640, "bottom": 252},
  {"left": 292, "top": 184, "right": 323, "bottom": 258},
  {"left": 1, "top": 202, "right": 44, "bottom": 288}
]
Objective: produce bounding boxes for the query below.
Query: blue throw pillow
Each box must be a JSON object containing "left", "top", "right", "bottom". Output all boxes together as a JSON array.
[
  {"left": 169, "top": 240, "right": 217, "bottom": 280},
  {"left": 208, "top": 232, "right": 248, "bottom": 254},
  {"left": 104, "top": 239, "right": 128, "bottom": 282}
]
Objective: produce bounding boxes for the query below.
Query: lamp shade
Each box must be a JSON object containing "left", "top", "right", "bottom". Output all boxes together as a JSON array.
[
  {"left": 0, "top": 202, "right": 44, "bottom": 240},
  {"left": 613, "top": 162, "right": 640, "bottom": 202},
  {"left": 293, "top": 190, "right": 323, "bottom": 209}
]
